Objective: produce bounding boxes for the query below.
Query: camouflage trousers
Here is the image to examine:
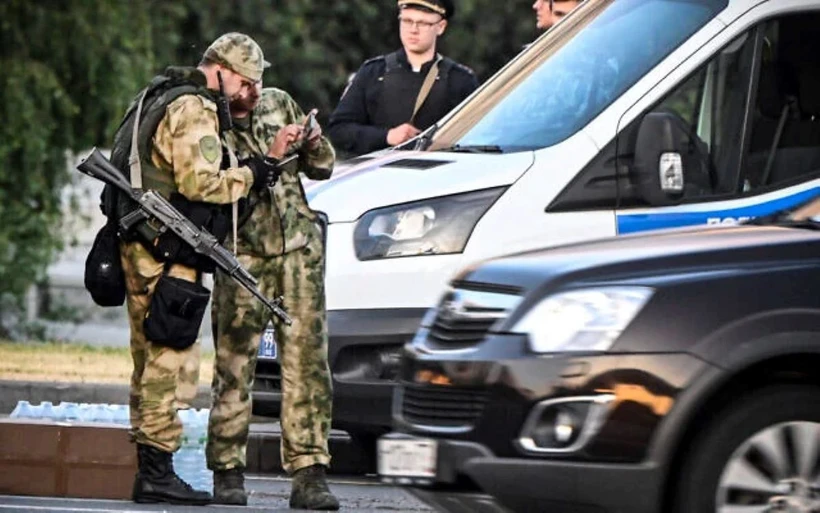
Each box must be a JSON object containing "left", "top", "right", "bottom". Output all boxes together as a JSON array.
[
  {"left": 206, "top": 235, "right": 333, "bottom": 474},
  {"left": 121, "top": 241, "right": 202, "bottom": 453}
]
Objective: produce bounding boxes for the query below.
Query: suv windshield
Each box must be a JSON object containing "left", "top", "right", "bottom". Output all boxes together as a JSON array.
[{"left": 431, "top": 0, "right": 727, "bottom": 153}]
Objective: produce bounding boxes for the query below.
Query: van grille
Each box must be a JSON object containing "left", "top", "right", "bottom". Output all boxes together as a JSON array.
[{"left": 400, "top": 383, "right": 489, "bottom": 429}]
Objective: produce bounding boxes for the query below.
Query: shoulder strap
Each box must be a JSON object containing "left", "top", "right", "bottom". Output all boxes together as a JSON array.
[
  {"left": 410, "top": 54, "right": 443, "bottom": 125},
  {"left": 129, "top": 89, "right": 149, "bottom": 189}
]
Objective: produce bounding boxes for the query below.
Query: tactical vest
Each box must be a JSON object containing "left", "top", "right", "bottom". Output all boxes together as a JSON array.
[
  {"left": 104, "top": 66, "right": 221, "bottom": 220},
  {"left": 103, "top": 67, "right": 231, "bottom": 272},
  {"left": 375, "top": 51, "right": 455, "bottom": 130}
]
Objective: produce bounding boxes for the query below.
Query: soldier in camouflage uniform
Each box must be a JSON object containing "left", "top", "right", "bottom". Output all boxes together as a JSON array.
[
  {"left": 115, "top": 33, "right": 286, "bottom": 506},
  {"left": 206, "top": 88, "right": 339, "bottom": 510}
]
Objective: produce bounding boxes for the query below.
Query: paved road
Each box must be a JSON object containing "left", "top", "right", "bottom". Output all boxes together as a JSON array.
[{"left": 0, "top": 474, "right": 432, "bottom": 513}]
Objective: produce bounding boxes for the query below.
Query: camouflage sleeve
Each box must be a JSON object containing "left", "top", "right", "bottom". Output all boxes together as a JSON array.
[{"left": 154, "top": 95, "right": 254, "bottom": 203}]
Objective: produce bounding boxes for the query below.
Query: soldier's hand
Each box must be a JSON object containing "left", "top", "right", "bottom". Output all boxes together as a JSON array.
[
  {"left": 387, "top": 123, "right": 421, "bottom": 146},
  {"left": 306, "top": 123, "right": 323, "bottom": 150},
  {"left": 268, "top": 124, "right": 305, "bottom": 159}
]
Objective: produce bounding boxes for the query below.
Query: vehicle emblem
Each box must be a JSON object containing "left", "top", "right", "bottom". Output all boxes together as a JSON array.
[{"left": 438, "top": 297, "right": 464, "bottom": 321}]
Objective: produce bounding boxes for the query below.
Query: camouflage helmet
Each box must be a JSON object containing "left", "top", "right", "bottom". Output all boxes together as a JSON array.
[{"left": 203, "top": 32, "right": 270, "bottom": 82}]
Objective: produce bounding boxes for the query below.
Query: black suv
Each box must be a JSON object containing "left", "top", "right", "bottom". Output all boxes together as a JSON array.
[{"left": 378, "top": 198, "right": 820, "bottom": 513}]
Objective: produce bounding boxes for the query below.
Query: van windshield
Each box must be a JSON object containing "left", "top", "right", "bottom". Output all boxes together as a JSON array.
[{"left": 431, "top": 0, "right": 727, "bottom": 153}]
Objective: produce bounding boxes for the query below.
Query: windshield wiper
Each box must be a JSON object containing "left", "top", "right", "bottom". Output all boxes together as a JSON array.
[
  {"left": 441, "top": 144, "right": 504, "bottom": 154},
  {"left": 411, "top": 123, "right": 439, "bottom": 151}
]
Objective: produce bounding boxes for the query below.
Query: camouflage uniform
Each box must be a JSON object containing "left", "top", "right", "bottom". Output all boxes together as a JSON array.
[
  {"left": 123, "top": 87, "right": 255, "bottom": 454},
  {"left": 206, "top": 88, "right": 335, "bottom": 474}
]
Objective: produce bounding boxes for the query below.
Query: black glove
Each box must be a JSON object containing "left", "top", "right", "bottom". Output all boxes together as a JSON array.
[{"left": 245, "top": 155, "right": 283, "bottom": 190}]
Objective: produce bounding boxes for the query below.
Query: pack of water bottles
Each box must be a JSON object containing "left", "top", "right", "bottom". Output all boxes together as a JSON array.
[
  {"left": 8, "top": 400, "right": 212, "bottom": 490},
  {"left": 10, "top": 400, "right": 130, "bottom": 424}
]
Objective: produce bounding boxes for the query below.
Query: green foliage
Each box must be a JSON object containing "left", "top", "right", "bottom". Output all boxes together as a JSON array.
[
  {"left": 0, "top": 0, "right": 539, "bottom": 337},
  {"left": 0, "top": 1, "right": 160, "bottom": 336}
]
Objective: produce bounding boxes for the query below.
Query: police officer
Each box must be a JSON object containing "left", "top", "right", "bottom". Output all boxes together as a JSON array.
[
  {"left": 533, "top": 0, "right": 583, "bottom": 31},
  {"left": 327, "top": 0, "right": 479, "bottom": 158},
  {"left": 206, "top": 88, "right": 339, "bottom": 508},
  {"left": 109, "top": 33, "right": 283, "bottom": 505}
]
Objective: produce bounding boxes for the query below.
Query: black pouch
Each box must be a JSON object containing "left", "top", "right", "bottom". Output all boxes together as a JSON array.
[
  {"left": 143, "top": 273, "right": 210, "bottom": 349},
  {"left": 84, "top": 219, "right": 126, "bottom": 307}
]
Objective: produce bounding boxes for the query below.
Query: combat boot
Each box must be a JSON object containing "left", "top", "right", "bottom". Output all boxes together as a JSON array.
[
  {"left": 213, "top": 467, "right": 247, "bottom": 505},
  {"left": 289, "top": 464, "right": 340, "bottom": 510},
  {"left": 132, "top": 443, "right": 212, "bottom": 505}
]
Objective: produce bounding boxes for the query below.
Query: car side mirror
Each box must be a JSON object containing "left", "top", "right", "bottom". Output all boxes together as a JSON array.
[{"left": 633, "top": 111, "right": 711, "bottom": 206}]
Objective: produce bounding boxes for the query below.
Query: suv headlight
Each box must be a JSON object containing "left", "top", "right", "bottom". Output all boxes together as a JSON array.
[
  {"left": 512, "top": 287, "right": 654, "bottom": 353},
  {"left": 353, "top": 187, "right": 505, "bottom": 260}
]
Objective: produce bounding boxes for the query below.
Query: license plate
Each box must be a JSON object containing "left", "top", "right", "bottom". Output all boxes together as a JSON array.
[
  {"left": 377, "top": 437, "right": 437, "bottom": 479},
  {"left": 257, "top": 324, "right": 277, "bottom": 360}
]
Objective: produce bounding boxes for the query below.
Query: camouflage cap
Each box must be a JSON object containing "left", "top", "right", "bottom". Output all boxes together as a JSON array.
[{"left": 203, "top": 32, "right": 270, "bottom": 82}]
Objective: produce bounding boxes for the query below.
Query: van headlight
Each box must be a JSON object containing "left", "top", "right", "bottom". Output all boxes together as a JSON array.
[
  {"left": 353, "top": 188, "right": 505, "bottom": 260},
  {"left": 512, "top": 287, "right": 654, "bottom": 353}
]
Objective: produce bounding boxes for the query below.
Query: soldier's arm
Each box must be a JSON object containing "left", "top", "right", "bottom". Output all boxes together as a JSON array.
[
  {"left": 154, "top": 95, "right": 254, "bottom": 204},
  {"left": 327, "top": 61, "right": 390, "bottom": 156}
]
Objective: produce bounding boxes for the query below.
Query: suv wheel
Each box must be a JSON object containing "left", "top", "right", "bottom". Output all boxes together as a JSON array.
[{"left": 674, "top": 385, "right": 820, "bottom": 512}]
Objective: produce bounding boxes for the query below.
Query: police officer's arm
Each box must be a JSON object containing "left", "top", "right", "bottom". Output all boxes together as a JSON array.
[
  {"left": 327, "top": 62, "right": 390, "bottom": 156},
  {"left": 154, "top": 95, "right": 254, "bottom": 203}
]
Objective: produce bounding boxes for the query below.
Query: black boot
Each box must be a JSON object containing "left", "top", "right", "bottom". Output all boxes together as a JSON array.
[
  {"left": 213, "top": 467, "right": 247, "bottom": 505},
  {"left": 289, "top": 464, "right": 340, "bottom": 511},
  {"left": 132, "top": 443, "right": 212, "bottom": 505}
]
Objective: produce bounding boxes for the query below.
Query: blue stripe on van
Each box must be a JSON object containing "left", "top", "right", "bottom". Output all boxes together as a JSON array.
[{"left": 616, "top": 187, "right": 820, "bottom": 234}]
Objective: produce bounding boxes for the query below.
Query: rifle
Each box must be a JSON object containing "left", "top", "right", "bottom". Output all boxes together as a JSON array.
[{"left": 77, "top": 147, "right": 292, "bottom": 326}]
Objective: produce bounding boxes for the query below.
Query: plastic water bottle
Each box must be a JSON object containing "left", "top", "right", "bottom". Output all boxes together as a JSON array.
[
  {"left": 111, "top": 404, "right": 130, "bottom": 425},
  {"left": 173, "top": 408, "right": 212, "bottom": 490},
  {"left": 10, "top": 400, "right": 34, "bottom": 419},
  {"left": 40, "top": 401, "right": 55, "bottom": 420},
  {"left": 62, "top": 402, "right": 81, "bottom": 421}
]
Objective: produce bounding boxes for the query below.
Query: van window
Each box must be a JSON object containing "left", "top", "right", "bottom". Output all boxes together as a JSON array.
[
  {"left": 617, "top": 11, "right": 820, "bottom": 208},
  {"left": 743, "top": 14, "right": 820, "bottom": 192},
  {"left": 431, "top": 0, "right": 727, "bottom": 153}
]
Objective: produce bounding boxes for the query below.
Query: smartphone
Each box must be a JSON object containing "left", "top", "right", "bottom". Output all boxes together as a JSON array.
[{"left": 303, "top": 108, "right": 319, "bottom": 133}]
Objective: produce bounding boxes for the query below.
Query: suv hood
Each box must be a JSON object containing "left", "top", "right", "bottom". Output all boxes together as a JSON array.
[
  {"left": 304, "top": 150, "right": 534, "bottom": 223},
  {"left": 459, "top": 224, "right": 820, "bottom": 294}
]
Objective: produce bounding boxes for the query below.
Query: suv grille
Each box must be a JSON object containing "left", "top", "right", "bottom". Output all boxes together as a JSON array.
[
  {"left": 424, "top": 287, "right": 522, "bottom": 348},
  {"left": 400, "top": 383, "right": 489, "bottom": 430}
]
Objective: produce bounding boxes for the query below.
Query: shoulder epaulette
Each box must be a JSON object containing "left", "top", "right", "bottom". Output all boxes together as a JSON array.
[
  {"left": 362, "top": 55, "right": 386, "bottom": 66},
  {"left": 452, "top": 61, "right": 476, "bottom": 76}
]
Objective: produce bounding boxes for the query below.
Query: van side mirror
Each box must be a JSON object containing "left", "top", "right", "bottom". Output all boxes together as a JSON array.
[{"left": 633, "top": 111, "right": 711, "bottom": 206}]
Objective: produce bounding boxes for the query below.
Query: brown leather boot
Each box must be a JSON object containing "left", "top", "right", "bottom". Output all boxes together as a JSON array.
[
  {"left": 132, "top": 443, "right": 212, "bottom": 505},
  {"left": 289, "top": 464, "right": 340, "bottom": 511},
  {"left": 213, "top": 467, "right": 247, "bottom": 505}
]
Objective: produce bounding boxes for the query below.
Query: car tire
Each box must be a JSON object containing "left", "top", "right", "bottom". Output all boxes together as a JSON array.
[{"left": 673, "top": 384, "right": 820, "bottom": 513}]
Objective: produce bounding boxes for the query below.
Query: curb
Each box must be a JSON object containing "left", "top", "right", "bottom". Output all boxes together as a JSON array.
[{"left": 0, "top": 380, "right": 374, "bottom": 476}]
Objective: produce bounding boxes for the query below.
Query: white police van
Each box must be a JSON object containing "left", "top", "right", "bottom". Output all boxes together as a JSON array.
[{"left": 254, "top": 0, "right": 820, "bottom": 443}]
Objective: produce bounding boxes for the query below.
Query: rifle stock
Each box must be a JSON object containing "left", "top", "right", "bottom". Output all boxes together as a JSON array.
[{"left": 78, "top": 147, "right": 292, "bottom": 325}]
